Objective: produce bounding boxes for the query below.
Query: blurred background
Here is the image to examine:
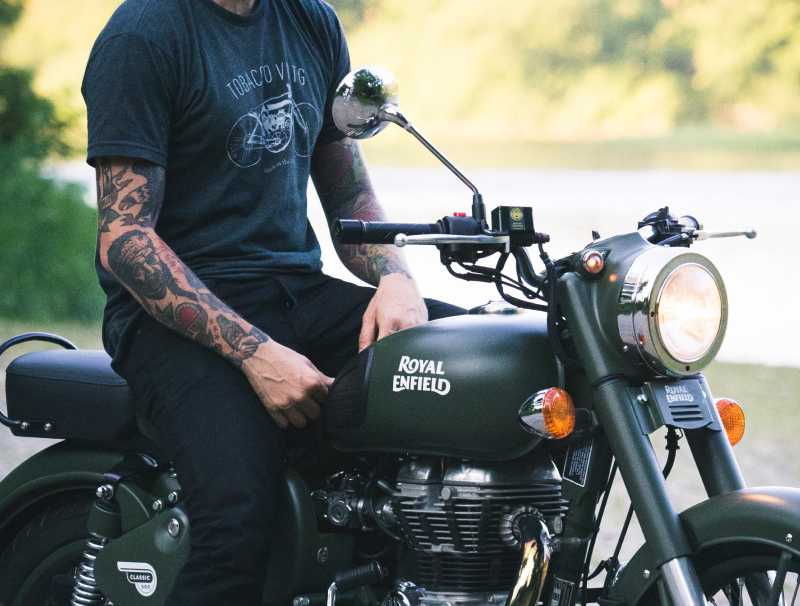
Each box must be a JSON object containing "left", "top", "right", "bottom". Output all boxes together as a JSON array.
[{"left": 0, "top": 0, "right": 798, "bottom": 568}]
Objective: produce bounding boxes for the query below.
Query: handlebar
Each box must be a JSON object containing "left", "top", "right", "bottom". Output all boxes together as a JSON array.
[{"left": 334, "top": 219, "right": 443, "bottom": 244}]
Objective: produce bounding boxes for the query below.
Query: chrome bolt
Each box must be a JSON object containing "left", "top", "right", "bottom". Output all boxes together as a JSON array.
[
  {"left": 316, "top": 546, "right": 329, "bottom": 564},
  {"left": 441, "top": 486, "right": 454, "bottom": 500},
  {"left": 622, "top": 345, "right": 630, "bottom": 353},
  {"left": 167, "top": 518, "right": 181, "bottom": 538},
  {"left": 637, "top": 393, "right": 648, "bottom": 404},
  {"left": 167, "top": 491, "right": 180, "bottom": 505},
  {"left": 152, "top": 499, "right": 164, "bottom": 512},
  {"left": 787, "top": 533, "right": 794, "bottom": 544},
  {"left": 643, "top": 569, "right": 651, "bottom": 580},
  {"left": 19, "top": 422, "right": 29, "bottom": 431},
  {"left": 96, "top": 484, "right": 114, "bottom": 500},
  {"left": 43, "top": 422, "right": 53, "bottom": 432},
  {"left": 552, "top": 516, "right": 565, "bottom": 535}
]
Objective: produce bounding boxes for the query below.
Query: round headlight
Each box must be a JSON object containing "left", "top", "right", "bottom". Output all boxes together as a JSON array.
[
  {"left": 618, "top": 246, "right": 727, "bottom": 377},
  {"left": 657, "top": 264, "right": 722, "bottom": 363}
]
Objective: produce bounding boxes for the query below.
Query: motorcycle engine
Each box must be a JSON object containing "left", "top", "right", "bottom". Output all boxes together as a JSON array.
[{"left": 383, "top": 456, "right": 567, "bottom": 606}]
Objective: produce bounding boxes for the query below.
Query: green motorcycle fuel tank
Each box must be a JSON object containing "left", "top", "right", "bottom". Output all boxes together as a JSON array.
[{"left": 324, "top": 313, "right": 561, "bottom": 461}]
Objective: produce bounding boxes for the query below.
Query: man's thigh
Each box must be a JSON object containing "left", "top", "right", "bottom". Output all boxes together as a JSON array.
[
  {"left": 290, "top": 276, "right": 465, "bottom": 377},
  {"left": 118, "top": 317, "right": 287, "bottom": 525}
]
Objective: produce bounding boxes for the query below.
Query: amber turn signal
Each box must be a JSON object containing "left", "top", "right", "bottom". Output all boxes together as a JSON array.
[
  {"left": 519, "top": 387, "right": 576, "bottom": 440},
  {"left": 582, "top": 250, "right": 605, "bottom": 275},
  {"left": 716, "top": 398, "right": 745, "bottom": 446}
]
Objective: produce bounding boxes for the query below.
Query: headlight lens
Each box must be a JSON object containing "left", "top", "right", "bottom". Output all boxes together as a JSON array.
[
  {"left": 657, "top": 264, "right": 723, "bottom": 363},
  {"left": 618, "top": 246, "right": 727, "bottom": 377}
]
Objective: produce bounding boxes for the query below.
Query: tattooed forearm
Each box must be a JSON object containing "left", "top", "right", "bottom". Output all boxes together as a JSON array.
[
  {"left": 96, "top": 157, "right": 269, "bottom": 366},
  {"left": 312, "top": 139, "right": 412, "bottom": 286},
  {"left": 107, "top": 230, "right": 196, "bottom": 300},
  {"left": 217, "top": 316, "right": 268, "bottom": 365}
]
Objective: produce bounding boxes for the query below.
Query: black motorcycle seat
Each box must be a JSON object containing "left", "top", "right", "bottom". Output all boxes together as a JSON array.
[{"left": 5, "top": 349, "right": 142, "bottom": 444}]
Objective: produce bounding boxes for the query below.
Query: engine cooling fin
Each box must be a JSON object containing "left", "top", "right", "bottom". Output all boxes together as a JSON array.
[{"left": 390, "top": 457, "right": 567, "bottom": 595}]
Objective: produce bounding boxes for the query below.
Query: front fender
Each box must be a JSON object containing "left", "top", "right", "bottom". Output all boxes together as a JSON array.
[
  {"left": 0, "top": 442, "right": 150, "bottom": 543},
  {"left": 610, "top": 486, "right": 800, "bottom": 605}
]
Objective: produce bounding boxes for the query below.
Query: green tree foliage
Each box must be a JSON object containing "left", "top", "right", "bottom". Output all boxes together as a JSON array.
[
  {"left": 330, "top": 0, "right": 378, "bottom": 30},
  {"left": 0, "top": 156, "right": 103, "bottom": 322},
  {"left": 0, "top": 0, "right": 103, "bottom": 323},
  {"left": 4, "top": 0, "right": 798, "bottom": 145},
  {"left": 0, "top": 68, "right": 67, "bottom": 160},
  {"left": 342, "top": 0, "right": 800, "bottom": 140}
]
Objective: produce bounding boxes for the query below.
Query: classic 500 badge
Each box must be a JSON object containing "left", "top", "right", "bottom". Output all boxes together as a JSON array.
[
  {"left": 510, "top": 207, "right": 524, "bottom": 222},
  {"left": 117, "top": 561, "right": 158, "bottom": 597}
]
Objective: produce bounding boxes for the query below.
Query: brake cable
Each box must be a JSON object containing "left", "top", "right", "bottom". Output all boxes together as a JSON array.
[{"left": 595, "top": 427, "right": 684, "bottom": 594}]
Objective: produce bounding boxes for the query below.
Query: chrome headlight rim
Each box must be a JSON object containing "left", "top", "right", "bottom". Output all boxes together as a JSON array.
[{"left": 618, "top": 247, "right": 728, "bottom": 377}]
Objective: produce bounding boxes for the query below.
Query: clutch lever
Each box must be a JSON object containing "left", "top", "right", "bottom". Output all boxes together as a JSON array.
[
  {"left": 692, "top": 229, "right": 757, "bottom": 241},
  {"left": 394, "top": 233, "right": 510, "bottom": 250}
]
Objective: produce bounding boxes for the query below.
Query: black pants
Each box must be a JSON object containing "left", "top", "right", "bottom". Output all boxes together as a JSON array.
[{"left": 117, "top": 273, "right": 463, "bottom": 606}]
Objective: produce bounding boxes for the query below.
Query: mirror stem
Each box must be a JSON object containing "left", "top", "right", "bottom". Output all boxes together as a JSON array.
[
  {"left": 404, "top": 123, "right": 480, "bottom": 196},
  {"left": 381, "top": 106, "right": 486, "bottom": 222}
]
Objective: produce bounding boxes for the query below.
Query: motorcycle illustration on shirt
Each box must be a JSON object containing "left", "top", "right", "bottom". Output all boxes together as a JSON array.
[{"left": 226, "top": 84, "right": 320, "bottom": 167}]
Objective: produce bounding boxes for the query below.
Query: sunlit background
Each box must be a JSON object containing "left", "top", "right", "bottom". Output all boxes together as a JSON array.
[{"left": 1, "top": 0, "right": 798, "bottom": 568}]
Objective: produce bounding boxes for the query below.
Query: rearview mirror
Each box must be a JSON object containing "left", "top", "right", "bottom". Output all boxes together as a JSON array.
[{"left": 332, "top": 66, "right": 402, "bottom": 139}]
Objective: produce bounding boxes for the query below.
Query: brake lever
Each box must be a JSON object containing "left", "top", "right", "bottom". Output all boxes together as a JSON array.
[
  {"left": 692, "top": 229, "right": 758, "bottom": 241},
  {"left": 394, "top": 233, "right": 510, "bottom": 250}
]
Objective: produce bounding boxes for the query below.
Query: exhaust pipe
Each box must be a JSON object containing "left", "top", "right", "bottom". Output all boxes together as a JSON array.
[{"left": 506, "top": 515, "right": 552, "bottom": 606}]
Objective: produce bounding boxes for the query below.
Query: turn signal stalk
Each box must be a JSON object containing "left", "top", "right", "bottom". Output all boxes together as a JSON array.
[
  {"left": 716, "top": 398, "right": 746, "bottom": 446},
  {"left": 519, "top": 388, "right": 576, "bottom": 439}
]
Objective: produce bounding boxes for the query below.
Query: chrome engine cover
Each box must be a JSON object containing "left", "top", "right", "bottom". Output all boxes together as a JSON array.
[{"left": 389, "top": 456, "right": 566, "bottom": 597}]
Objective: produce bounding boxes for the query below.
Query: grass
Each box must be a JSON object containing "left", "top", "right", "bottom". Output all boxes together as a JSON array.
[{"left": 0, "top": 318, "right": 101, "bottom": 350}]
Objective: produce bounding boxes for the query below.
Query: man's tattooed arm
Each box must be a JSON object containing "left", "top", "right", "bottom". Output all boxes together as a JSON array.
[
  {"left": 311, "top": 139, "right": 412, "bottom": 286},
  {"left": 95, "top": 158, "right": 268, "bottom": 367}
]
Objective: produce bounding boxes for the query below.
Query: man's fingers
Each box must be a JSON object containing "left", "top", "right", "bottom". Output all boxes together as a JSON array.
[
  {"left": 267, "top": 409, "right": 289, "bottom": 429},
  {"left": 284, "top": 407, "right": 308, "bottom": 429},
  {"left": 377, "top": 317, "right": 403, "bottom": 341},
  {"left": 298, "top": 397, "right": 321, "bottom": 421},
  {"left": 359, "top": 311, "right": 378, "bottom": 352},
  {"left": 308, "top": 382, "right": 330, "bottom": 404}
]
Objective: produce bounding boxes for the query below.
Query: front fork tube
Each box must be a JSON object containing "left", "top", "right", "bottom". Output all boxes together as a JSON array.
[
  {"left": 686, "top": 378, "right": 746, "bottom": 498},
  {"left": 593, "top": 379, "right": 707, "bottom": 606}
]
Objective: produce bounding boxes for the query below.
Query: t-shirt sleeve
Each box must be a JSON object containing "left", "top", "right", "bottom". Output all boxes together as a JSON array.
[
  {"left": 315, "top": 8, "right": 352, "bottom": 147},
  {"left": 82, "top": 33, "right": 174, "bottom": 167}
]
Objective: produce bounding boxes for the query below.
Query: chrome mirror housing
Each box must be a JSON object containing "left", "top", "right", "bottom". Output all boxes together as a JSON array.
[{"left": 332, "top": 66, "right": 402, "bottom": 139}]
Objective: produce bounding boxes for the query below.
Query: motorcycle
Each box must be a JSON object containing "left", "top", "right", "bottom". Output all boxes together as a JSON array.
[{"left": 0, "top": 66, "right": 797, "bottom": 606}]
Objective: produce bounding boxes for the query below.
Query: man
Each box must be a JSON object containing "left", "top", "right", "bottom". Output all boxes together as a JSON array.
[{"left": 82, "top": 0, "right": 461, "bottom": 604}]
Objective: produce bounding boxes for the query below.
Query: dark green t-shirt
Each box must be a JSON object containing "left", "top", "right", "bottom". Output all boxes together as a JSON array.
[{"left": 82, "top": 0, "right": 350, "bottom": 358}]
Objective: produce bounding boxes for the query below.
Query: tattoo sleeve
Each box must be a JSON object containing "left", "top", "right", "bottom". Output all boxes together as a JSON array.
[
  {"left": 311, "top": 139, "right": 412, "bottom": 286},
  {"left": 96, "top": 158, "right": 268, "bottom": 366}
]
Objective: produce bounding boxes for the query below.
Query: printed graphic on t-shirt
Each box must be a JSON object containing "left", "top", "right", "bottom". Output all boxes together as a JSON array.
[{"left": 226, "top": 83, "right": 320, "bottom": 168}]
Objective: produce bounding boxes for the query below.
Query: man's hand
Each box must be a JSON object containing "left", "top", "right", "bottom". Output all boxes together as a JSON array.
[
  {"left": 359, "top": 273, "right": 428, "bottom": 352},
  {"left": 242, "top": 340, "right": 334, "bottom": 429}
]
